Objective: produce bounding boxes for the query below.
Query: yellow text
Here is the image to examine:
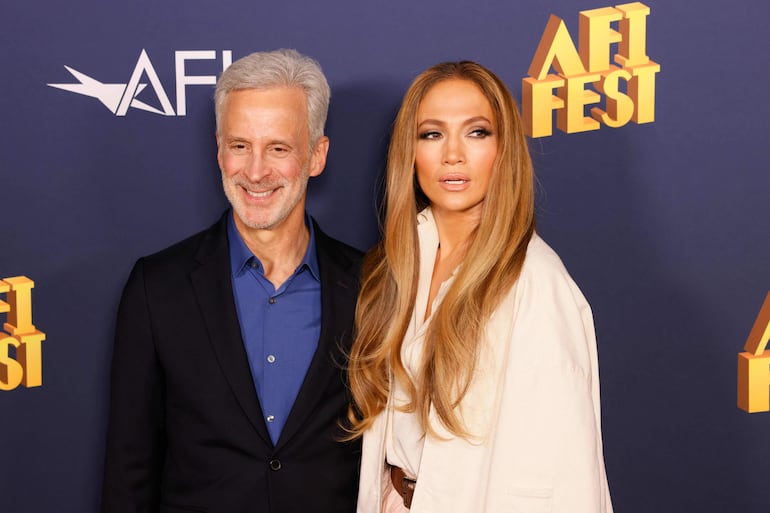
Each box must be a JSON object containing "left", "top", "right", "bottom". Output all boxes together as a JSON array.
[
  {"left": 738, "top": 292, "right": 770, "bottom": 413},
  {"left": 522, "top": 2, "right": 660, "bottom": 137},
  {"left": 0, "top": 276, "right": 45, "bottom": 390}
]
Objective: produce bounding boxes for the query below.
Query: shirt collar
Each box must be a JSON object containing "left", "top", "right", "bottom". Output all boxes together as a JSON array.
[{"left": 227, "top": 211, "right": 320, "bottom": 282}]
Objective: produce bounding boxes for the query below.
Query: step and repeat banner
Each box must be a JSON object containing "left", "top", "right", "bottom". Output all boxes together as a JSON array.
[{"left": 2, "top": 1, "right": 768, "bottom": 511}]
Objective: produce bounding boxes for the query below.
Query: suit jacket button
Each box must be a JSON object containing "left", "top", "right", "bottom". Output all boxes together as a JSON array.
[{"left": 269, "top": 459, "right": 282, "bottom": 471}]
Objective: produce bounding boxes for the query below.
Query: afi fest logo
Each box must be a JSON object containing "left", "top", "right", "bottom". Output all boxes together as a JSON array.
[
  {"left": 738, "top": 292, "right": 770, "bottom": 413},
  {"left": 48, "top": 49, "right": 232, "bottom": 116},
  {"left": 522, "top": 2, "right": 660, "bottom": 137},
  {"left": 0, "top": 277, "right": 45, "bottom": 391}
]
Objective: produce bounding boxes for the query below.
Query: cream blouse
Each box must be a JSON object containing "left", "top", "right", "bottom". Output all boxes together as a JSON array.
[
  {"left": 356, "top": 205, "right": 613, "bottom": 513},
  {"left": 385, "top": 207, "right": 455, "bottom": 479}
]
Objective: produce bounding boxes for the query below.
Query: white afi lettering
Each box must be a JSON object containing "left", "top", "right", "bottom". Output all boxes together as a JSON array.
[{"left": 48, "top": 49, "right": 233, "bottom": 116}]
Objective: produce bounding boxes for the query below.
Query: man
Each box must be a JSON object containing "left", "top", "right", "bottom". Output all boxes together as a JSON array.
[{"left": 101, "top": 49, "right": 362, "bottom": 513}]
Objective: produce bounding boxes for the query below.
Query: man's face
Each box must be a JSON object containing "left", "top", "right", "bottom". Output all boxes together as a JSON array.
[{"left": 217, "top": 87, "right": 327, "bottom": 234}]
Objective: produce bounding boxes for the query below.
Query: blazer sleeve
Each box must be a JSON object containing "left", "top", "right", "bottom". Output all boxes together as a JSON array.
[
  {"left": 101, "top": 259, "right": 165, "bottom": 513},
  {"left": 418, "top": 235, "right": 613, "bottom": 513},
  {"left": 494, "top": 240, "right": 613, "bottom": 513}
]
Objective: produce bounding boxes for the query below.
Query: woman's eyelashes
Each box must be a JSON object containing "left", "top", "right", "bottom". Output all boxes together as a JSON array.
[
  {"left": 418, "top": 130, "right": 441, "bottom": 140},
  {"left": 417, "top": 127, "right": 493, "bottom": 140},
  {"left": 469, "top": 128, "right": 492, "bottom": 138}
]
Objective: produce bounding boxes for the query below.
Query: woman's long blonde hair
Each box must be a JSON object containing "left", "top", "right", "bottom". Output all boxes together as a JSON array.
[{"left": 348, "top": 61, "right": 535, "bottom": 439}]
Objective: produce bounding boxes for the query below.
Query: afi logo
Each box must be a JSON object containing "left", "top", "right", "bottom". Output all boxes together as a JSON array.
[
  {"left": 738, "top": 292, "right": 770, "bottom": 413},
  {"left": 48, "top": 49, "right": 233, "bottom": 116},
  {"left": 522, "top": 2, "right": 660, "bottom": 137},
  {"left": 0, "top": 277, "right": 45, "bottom": 391}
]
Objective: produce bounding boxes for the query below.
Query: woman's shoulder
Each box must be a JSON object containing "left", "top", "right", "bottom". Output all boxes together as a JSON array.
[
  {"left": 503, "top": 231, "right": 593, "bottom": 333},
  {"left": 519, "top": 233, "right": 578, "bottom": 288},
  {"left": 492, "top": 233, "right": 597, "bottom": 378}
]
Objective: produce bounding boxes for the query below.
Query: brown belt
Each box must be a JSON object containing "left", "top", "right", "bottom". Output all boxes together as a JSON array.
[{"left": 390, "top": 465, "right": 416, "bottom": 509}]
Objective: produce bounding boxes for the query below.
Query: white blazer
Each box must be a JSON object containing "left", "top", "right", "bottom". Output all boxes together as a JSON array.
[{"left": 357, "top": 209, "right": 613, "bottom": 513}]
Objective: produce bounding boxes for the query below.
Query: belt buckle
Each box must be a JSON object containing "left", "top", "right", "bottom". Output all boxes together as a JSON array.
[{"left": 401, "top": 476, "right": 416, "bottom": 508}]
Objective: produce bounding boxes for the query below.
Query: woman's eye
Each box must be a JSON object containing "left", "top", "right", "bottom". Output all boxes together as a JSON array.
[
  {"left": 469, "top": 128, "right": 492, "bottom": 138},
  {"left": 418, "top": 131, "right": 441, "bottom": 140}
]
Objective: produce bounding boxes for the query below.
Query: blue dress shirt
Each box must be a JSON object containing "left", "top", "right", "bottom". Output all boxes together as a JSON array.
[{"left": 227, "top": 212, "right": 322, "bottom": 444}]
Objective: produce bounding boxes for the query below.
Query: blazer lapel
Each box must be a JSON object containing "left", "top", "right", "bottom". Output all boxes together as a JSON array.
[
  {"left": 189, "top": 214, "right": 272, "bottom": 446},
  {"left": 275, "top": 223, "right": 360, "bottom": 449}
]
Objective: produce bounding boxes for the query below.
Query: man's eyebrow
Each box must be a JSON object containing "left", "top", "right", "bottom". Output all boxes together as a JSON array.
[{"left": 266, "top": 139, "right": 293, "bottom": 146}]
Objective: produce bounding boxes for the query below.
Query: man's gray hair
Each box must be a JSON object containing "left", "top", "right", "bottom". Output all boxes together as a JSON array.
[{"left": 214, "top": 49, "right": 331, "bottom": 145}]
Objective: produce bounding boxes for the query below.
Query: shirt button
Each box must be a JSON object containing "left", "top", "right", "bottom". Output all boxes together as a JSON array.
[
  {"left": 269, "top": 297, "right": 276, "bottom": 304},
  {"left": 267, "top": 354, "right": 276, "bottom": 363},
  {"left": 250, "top": 261, "right": 259, "bottom": 269},
  {"left": 266, "top": 415, "right": 275, "bottom": 423},
  {"left": 269, "top": 459, "right": 282, "bottom": 471}
]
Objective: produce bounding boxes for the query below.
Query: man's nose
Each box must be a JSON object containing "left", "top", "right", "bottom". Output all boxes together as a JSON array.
[{"left": 244, "top": 152, "right": 271, "bottom": 181}]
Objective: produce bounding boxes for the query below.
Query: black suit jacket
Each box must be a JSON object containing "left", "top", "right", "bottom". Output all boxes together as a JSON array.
[{"left": 102, "top": 214, "right": 362, "bottom": 513}]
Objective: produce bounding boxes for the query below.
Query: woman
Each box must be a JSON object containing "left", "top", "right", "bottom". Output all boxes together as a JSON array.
[{"left": 348, "top": 61, "right": 613, "bottom": 513}]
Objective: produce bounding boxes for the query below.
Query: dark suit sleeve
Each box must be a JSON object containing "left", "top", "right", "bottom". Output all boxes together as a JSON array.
[{"left": 102, "top": 259, "right": 165, "bottom": 513}]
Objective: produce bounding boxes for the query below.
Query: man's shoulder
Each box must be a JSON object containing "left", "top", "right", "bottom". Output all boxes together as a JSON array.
[
  {"left": 139, "top": 215, "right": 227, "bottom": 271},
  {"left": 312, "top": 220, "right": 365, "bottom": 269}
]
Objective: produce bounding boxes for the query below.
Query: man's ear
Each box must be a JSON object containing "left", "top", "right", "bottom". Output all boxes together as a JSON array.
[
  {"left": 308, "top": 136, "right": 329, "bottom": 177},
  {"left": 215, "top": 134, "right": 223, "bottom": 170}
]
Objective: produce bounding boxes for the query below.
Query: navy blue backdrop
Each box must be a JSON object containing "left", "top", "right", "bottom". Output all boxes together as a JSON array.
[{"left": 2, "top": 1, "right": 769, "bottom": 512}]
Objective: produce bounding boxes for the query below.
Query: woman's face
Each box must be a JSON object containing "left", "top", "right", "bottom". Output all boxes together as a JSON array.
[{"left": 414, "top": 79, "right": 498, "bottom": 221}]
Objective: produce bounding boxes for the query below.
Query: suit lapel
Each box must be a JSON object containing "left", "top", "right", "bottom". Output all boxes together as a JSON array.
[
  {"left": 275, "top": 223, "right": 360, "bottom": 449},
  {"left": 189, "top": 215, "right": 272, "bottom": 446}
]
